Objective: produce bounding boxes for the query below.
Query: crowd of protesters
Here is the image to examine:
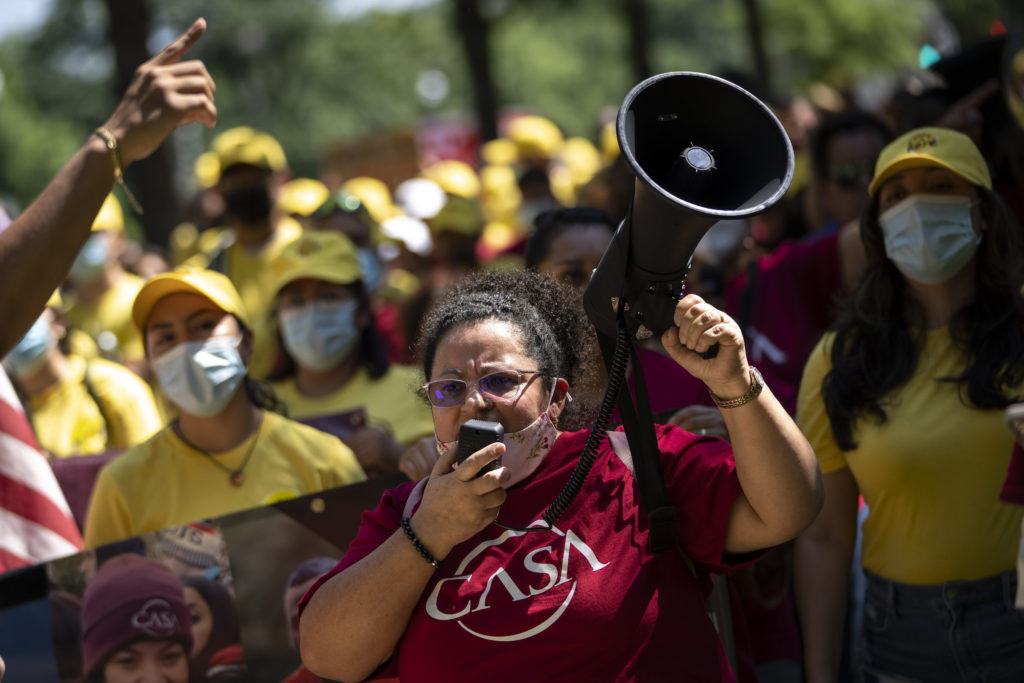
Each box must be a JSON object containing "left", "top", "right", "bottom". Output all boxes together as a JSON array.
[{"left": 1, "top": 15, "right": 1023, "bottom": 683}]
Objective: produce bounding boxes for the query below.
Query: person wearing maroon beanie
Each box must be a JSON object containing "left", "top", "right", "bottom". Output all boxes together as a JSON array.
[{"left": 80, "top": 553, "right": 193, "bottom": 683}]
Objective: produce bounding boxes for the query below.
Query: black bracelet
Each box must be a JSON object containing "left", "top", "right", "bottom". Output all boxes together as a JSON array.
[{"left": 401, "top": 517, "right": 440, "bottom": 569}]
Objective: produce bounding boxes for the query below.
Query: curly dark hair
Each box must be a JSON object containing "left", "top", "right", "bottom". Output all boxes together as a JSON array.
[
  {"left": 416, "top": 269, "right": 595, "bottom": 393},
  {"left": 822, "top": 187, "right": 1024, "bottom": 450}
]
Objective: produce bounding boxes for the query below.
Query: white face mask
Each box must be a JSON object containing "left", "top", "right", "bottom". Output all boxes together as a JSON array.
[
  {"left": 879, "top": 194, "right": 981, "bottom": 285},
  {"left": 69, "top": 232, "right": 111, "bottom": 286},
  {"left": 4, "top": 312, "right": 56, "bottom": 377},
  {"left": 278, "top": 300, "right": 360, "bottom": 372},
  {"left": 435, "top": 381, "right": 562, "bottom": 488},
  {"left": 152, "top": 335, "right": 247, "bottom": 417}
]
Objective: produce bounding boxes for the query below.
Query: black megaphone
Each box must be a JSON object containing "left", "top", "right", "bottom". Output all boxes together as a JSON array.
[{"left": 583, "top": 72, "right": 795, "bottom": 341}]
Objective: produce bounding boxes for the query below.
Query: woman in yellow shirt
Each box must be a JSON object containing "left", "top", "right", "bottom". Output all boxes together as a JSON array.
[
  {"left": 267, "top": 231, "right": 434, "bottom": 477},
  {"left": 3, "top": 293, "right": 161, "bottom": 457},
  {"left": 794, "top": 128, "right": 1024, "bottom": 681},
  {"left": 83, "top": 267, "right": 365, "bottom": 548}
]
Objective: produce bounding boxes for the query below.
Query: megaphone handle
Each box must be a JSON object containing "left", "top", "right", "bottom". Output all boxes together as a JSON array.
[{"left": 696, "top": 344, "right": 719, "bottom": 360}]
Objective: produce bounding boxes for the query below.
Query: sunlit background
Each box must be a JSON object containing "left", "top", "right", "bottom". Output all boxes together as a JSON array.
[{"left": 0, "top": 0, "right": 1016, "bottom": 244}]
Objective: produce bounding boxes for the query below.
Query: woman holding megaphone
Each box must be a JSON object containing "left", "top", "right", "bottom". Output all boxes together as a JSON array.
[{"left": 299, "top": 268, "right": 821, "bottom": 682}]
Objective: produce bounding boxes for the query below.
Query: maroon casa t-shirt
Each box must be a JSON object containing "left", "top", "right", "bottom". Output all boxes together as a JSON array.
[
  {"left": 725, "top": 232, "right": 842, "bottom": 415},
  {"left": 301, "top": 425, "right": 761, "bottom": 682}
]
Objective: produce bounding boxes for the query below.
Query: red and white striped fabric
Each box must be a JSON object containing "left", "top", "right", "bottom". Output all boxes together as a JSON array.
[{"left": 0, "top": 366, "right": 82, "bottom": 572}]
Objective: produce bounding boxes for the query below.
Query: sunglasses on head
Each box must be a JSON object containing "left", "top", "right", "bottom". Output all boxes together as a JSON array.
[{"left": 422, "top": 369, "right": 545, "bottom": 408}]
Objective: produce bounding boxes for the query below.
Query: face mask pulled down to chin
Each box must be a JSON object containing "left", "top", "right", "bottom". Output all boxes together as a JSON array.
[{"left": 435, "top": 382, "right": 562, "bottom": 488}]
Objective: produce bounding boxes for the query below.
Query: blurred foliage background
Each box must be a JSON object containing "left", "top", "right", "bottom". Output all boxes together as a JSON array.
[{"left": 0, "top": 0, "right": 1010, "bottom": 243}]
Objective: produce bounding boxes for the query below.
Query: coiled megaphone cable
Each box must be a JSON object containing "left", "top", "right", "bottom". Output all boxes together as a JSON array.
[{"left": 493, "top": 318, "right": 629, "bottom": 533}]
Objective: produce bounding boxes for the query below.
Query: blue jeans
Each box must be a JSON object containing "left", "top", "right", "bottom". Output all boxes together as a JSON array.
[{"left": 859, "top": 570, "right": 1024, "bottom": 682}]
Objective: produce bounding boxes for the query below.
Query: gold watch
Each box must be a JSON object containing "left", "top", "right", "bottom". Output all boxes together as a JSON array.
[{"left": 709, "top": 367, "right": 764, "bottom": 409}]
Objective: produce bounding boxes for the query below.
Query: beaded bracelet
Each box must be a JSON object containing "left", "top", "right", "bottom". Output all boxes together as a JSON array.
[{"left": 401, "top": 517, "right": 440, "bottom": 569}]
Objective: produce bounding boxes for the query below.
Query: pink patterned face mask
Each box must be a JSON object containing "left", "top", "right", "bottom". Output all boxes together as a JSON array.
[{"left": 436, "top": 381, "right": 563, "bottom": 488}]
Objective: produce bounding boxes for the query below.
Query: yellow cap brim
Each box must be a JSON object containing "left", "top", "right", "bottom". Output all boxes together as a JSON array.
[
  {"left": 868, "top": 155, "right": 986, "bottom": 196},
  {"left": 271, "top": 259, "right": 361, "bottom": 297},
  {"left": 132, "top": 272, "right": 249, "bottom": 332}
]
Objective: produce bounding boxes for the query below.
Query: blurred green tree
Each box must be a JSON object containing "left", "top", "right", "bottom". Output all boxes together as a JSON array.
[{"left": 0, "top": 0, "right": 964, "bottom": 245}]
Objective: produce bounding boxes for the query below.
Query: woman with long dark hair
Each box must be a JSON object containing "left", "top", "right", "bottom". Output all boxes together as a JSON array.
[
  {"left": 181, "top": 576, "right": 245, "bottom": 682},
  {"left": 795, "top": 127, "right": 1024, "bottom": 681}
]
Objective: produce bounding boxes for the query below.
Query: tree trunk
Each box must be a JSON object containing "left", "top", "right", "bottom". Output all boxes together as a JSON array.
[
  {"left": 740, "top": 0, "right": 771, "bottom": 97},
  {"left": 103, "top": 0, "right": 182, "bottom": 247},
  {"left": 624, "top": 0, "right": 653, "bottom": 83},
  {"left": 454, "top": 0, "right": 499, "bottom": 142}
]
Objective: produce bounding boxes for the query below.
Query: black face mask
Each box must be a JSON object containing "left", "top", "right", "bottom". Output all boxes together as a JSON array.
[{"left": 222, "top": 185, "right": 273, "bottom": 224}]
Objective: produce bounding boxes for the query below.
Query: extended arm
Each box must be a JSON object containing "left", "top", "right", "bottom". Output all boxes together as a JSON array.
[
  {"left": 794, "top": 467, "right": 860, "bottom": 683},
  {"left": 300, "top": 442, "right": 507, "bottom": 681},
  {"left": 0, "top": 18, "right": 215, "bottom": 355},
  {"left": 661, "top": 294, "right": 824, "bottom": 553}
]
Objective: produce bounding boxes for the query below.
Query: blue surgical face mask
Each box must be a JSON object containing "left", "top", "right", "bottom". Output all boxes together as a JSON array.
[
  {"left": 4, "top": 313, "right": 57, "bottom": 377},
  {"left": 69, "top": 232, "right": 111, "bottom": 286},
  {"left": 356, "top": 248, "right": 382, "bottom": 293},
  {"left": 879, "top": 194, "right": 981, "bottom": 285},
  {"left": 279, "top": 300, "right": 360, "bottom": 372},
  {"left": 152, "top": 335, "right": 247, "bottom": 417}
]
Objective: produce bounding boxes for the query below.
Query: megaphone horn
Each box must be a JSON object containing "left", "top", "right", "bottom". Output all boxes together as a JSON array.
[{"left": 583, "top": 72, "right": 795, "bottom": 340}]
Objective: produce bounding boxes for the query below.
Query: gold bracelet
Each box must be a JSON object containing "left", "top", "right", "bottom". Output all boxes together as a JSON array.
[
  {"left": 709, "top": 366, "right": 764, "bottom": 409},
  {"left": 93, "top": 126, "right": 144, "bottom": 215}
]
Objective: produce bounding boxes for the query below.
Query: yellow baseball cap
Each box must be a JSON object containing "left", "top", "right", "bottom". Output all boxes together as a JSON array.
[
  {"left": 194, "top": 127, "right": 288, "bottom": 188},
  {"left": 277, "top": 178, "right": 330, "bottom": 217},
  {"left": 340, "top": 177, "right": 396, "bottom": 224},
  {"left": 132, "top": 267, "right": 250, "bottom": 332},
  {"left": 480, "top": 138, "right": 518, "bottom": 165},
  {"left": 868, "top": 126, "right": 992, "bottom": 196},
  {"left": 270, "top": 231, "right": 362, "bottom": 297},
  {"left": 427, "top": 195, "right": 485, "bottom": 236},
  {"left": 421, "top": 160, "right": 481, "bottom": 199},
  {"left": 91, "top": 194, "right": 124, "bottom": 232},
  {"left": 506, "top": 115, "right": 563, "bottom": 160}
]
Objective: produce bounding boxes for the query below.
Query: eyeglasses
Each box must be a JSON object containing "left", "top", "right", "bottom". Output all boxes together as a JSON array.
[{"left": 421, "top": 369, "right": 544, "bottom": 408}]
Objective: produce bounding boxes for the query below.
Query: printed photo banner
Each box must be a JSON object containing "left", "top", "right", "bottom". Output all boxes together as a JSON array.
[{"left": 0, "top": 474, "right": 405, "bottom": 683}]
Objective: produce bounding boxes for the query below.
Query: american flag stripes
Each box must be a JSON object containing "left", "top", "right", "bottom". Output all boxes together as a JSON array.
[{"left": 0, "top": 366, "right": 82, "bottom": 572}]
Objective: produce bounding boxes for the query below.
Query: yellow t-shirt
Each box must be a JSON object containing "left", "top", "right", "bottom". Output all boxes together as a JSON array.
[
  {"left": 187, "top": 218, "right": 303, "bottom": 380},
  {"left": 66, "top": 272, "right": 146, "bottom": 363},
  {"left": 82, "top": 410, "right": 365, "bottom": 548},
  {"left": 270, "top": 365, "right": 434, "bottom": 446},
  {"left": 28, "top": 355, "right": 162, "bottom": 457},
  {"left": 797, "top": 328, "right": 1023, "bottom": 584}
]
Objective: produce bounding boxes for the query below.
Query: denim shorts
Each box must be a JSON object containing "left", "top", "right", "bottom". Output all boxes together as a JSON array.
[{"left": 858, "top": 570, "right": 1024, "bottom": 683}]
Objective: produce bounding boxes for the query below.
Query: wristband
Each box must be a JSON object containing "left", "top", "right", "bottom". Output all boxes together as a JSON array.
[
  {"left": 94, "top": 126, "right": 144, "bottom": 215},
  {"left": 401, "top": 517, "right": 440, "bottom": 569}
]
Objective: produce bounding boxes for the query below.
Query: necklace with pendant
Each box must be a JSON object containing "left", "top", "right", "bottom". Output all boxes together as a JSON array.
[{"left": 175, "top": 419, "right": 260, "bottom": 487}]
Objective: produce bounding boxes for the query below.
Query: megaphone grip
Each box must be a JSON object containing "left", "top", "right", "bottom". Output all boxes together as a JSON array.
[{"left": 695, "top": 343, "right": 719, "bottom": 360}]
